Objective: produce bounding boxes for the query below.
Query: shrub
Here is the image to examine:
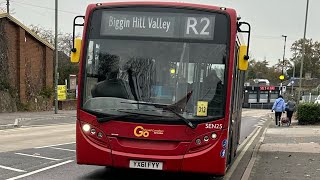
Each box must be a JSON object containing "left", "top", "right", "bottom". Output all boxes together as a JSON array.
[
  {"left": 297, "top": 103, "right": 320, "bottom": 125},
  {"left": 39, "top": 87, "right": 54, "bottom": 99}
]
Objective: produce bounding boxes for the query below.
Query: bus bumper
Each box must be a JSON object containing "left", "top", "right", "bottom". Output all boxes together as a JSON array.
[{"left": 76, "top": 122, "right": 227, "bottom": 175}]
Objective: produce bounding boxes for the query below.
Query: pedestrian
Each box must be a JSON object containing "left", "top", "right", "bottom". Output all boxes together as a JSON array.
[
  {"left": 271, "top": 95, "right": 286, "bottom": 126},
  {"left": 285, "top": 97, "right": 296, "bottom": 126}
]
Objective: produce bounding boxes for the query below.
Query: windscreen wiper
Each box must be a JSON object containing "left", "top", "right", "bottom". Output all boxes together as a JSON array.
[
  {"left": 120, "top": 102, "right": 196, "bottom": 129},
  {"left": 120, "top": 91, "right": 196, "bottom": 129},
  {"left": 84, "top": 108, "right": 172, "bottom": 122},
  {"left": 83, "top": 108, "right": 140, "bottom": 123}
]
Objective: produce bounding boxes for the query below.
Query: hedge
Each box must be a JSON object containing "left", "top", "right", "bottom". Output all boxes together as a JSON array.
[{"left": 297, "top": 103, "right": 320, "bottom": 125}]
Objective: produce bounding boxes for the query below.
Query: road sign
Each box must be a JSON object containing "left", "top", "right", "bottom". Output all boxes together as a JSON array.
[{"left": 57, "top": 85, "right": 67, "bottom": 101}]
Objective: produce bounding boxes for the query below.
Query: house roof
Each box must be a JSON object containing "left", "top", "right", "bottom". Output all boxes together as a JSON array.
[
  {"left": 0, "top": 13, "right": 54, "bottom": 50},
  {"left": 283, "top": 78, "right": 320, "bottom": 88}
]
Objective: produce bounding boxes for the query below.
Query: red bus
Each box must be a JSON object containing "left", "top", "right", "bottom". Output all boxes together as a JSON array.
[{"left": 71, "top": 1, "right": 251, "bottom": 177}]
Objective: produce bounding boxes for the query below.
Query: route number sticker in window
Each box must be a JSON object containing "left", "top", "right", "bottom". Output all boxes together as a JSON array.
[{"left": 197, "top": 101, "right": 208, "bottom": 117}]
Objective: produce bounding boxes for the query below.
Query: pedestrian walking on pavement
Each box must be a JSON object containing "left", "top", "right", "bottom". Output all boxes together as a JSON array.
[
  {"left": 271, "top": 95, "right": 286, "bottom": 126},
  {"left": 285, "top": 97, "right": 296, "bottom": 126}
]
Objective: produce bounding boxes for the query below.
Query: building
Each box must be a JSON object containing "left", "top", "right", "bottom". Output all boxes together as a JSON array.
[
  {"left": 243, "top": 79, "right": 280, "bottom": 109},
  {"left": 0, "top": 13, "right": 54, "bottom": 111}
]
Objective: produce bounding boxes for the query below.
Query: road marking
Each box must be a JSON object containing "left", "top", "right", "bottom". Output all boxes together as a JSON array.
[
  {"left": 237, "top": 126, "right": 259, "bottom": 152},
  {"left": 15, "top": 153, "right": 62, "bottom": 161},
  {"left": 21, "top": 123, "right": 74, "bottom": 128},
  {"left": 34, "top": 142, "right": 75, "bottom": 149},
  {"left": 224, "top": 126, "right": 262, "bottom": 180},
  {"left": 50, "top": 147, "right": 76, "bottom": 152},
  {"left": 6, "top": 160, "right": 73, "bottom": 180},
  {"left": 241, "top": 124, "right": 269, "bottom": 180},
  {"left": 0, "top": 165, "right": 26, "bottom": 173}
]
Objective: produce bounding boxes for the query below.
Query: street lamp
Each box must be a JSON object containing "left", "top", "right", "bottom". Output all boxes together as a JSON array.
[
  {"left": 280, "top": 35, "right": 287, "bottom": 95},
  {"left": 282, "top": 35, "right": 287, "bottom": 75},
  {"left": 298, "top": 0, "right": 309, "bottom": 102}
]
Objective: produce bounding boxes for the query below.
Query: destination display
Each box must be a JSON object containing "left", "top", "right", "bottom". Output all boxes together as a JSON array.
[{"left": 100, "top": 11, "right": 215, "bottom": 39}]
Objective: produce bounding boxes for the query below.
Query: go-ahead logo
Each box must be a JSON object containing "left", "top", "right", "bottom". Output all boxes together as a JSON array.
[{"left": 134, "top": 126, "right": 164, "bottom": 137}]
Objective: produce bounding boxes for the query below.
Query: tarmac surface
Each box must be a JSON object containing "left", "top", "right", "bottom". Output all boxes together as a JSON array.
[
  {"left": 248, "top": 119, "right": 320, "bottom": 180},
  {"left": 0, "top": 110, "right": 76, "bottom": 129}
]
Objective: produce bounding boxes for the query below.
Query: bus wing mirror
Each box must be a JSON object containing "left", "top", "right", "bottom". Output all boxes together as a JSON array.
[
  {"left": 70, "top": 38, "right": 82, "bottom": 63},
  {"left": 238, "top": 45, "right": 249, "bottom": 71},
  {"left": 237, "top": 21, "right": 251, "bottom": 71},
  {"left": 70, "top": 15, "right": 85, "bottom": 63}
]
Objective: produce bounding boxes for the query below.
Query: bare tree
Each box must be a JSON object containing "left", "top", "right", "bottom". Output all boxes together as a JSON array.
[{"left": 29, "top": 24, "right": 78, "bottom": 56}]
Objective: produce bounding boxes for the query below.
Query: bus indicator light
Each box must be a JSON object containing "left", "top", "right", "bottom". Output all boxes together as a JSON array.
[
  {"left": 90, "top": 129, "right": 96, "bottom": 135},
  {"left": 195, "top": 139, "right": 201, "bottom": 145},
  {"left": 97, "top": 132, "right": 103, "bottom": 138}
]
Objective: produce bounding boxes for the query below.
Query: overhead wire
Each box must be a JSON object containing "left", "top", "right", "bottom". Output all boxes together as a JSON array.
[{"left": 10, "top": 0, "right": 80, "bottom": 15}]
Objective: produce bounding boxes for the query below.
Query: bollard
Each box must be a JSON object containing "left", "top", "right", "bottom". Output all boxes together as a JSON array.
[{"left": 14, "top": 118, "right": 21, "bottom": 127}]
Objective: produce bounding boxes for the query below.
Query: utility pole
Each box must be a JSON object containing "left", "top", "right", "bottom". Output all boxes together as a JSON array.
[
  {"left": 54, "top": 0, "right": 58, "bottom": 114},
  {"left": 6, "top": 0, "right": 9, "bottom": 14},
  {"left": 298, "top": 0, "right": 309, "bottom": 102},
  {"left": 291, "top": 50, "right": 297, "bottom": 96},
  {"left": 291, "top": 63, "right": 295, "bottom": 95}
]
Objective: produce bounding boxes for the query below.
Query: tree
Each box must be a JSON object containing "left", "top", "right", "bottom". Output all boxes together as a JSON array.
[
  {"left": 29, "top": 25, "right": 75, "bottom": 56},
  {"left": 288, "top": 38, "right": 320, "bottom": 78},
  {"left": 246, "top": 59, "right": 269, "bottom": 79},
  {"left": 246, "top": 58, "right": 283, "bottom": 86},
  {"left": 274, "top": 58, "right": 292, "bottom": 75}
]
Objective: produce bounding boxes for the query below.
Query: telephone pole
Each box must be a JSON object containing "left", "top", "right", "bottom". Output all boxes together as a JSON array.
[
  {"left": 6, "top": 0, "right": 9, "bottom": 14},
  {"left": 54, "top": 0, "right": 59, "bottom": 114},
  {"left": 298, "top": 0, "right": 309, "bottom": 102}
]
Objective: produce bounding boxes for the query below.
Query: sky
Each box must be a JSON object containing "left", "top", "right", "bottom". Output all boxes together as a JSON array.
[{"left": 1, "top": 0, "right": 319, "bottom": 66}]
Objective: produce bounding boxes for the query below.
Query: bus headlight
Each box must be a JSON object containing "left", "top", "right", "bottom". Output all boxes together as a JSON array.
[
  {"left": 211, "top": 133, "right": 217, "bottom": 139},
  {"left": 82, "top": 124, "right": 91, "bottom": 132}
]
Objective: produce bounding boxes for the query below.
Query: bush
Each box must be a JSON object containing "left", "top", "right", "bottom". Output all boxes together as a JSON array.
[
  {"left": 39, "top": 87, "right": 54, "bottom": 99},
  {"left": 297, "top": 103, "right": 320, "bottom": 125}
]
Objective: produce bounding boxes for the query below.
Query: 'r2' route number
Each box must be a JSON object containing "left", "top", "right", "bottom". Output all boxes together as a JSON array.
[{"left": 186, "top": 17, "right": 211, "bottom": 36}]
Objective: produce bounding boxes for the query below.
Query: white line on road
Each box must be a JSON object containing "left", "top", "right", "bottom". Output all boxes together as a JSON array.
[
  {"left": 34, "top": 142, "right": 75, "bottom": 149},
  {"left": 15, "top": 153, "right": 62, "bottom": 161},
  {"left": 237, "top": 126, "right": 259, "bottom": 152},
  {"left": 6, "top": 160, "right": 73, "bottom": 180},
  {"left": 224, "top": 126, "right": 262, "bottom": 180},
  {"left": 50, "top": 147, "right": 76, "bottom": 152},
  {"left": 0, "top": 165, "right": 27, "bottom": 173},
  {"left": 241, "top": 125, "right": 269, "bottom": 180}
]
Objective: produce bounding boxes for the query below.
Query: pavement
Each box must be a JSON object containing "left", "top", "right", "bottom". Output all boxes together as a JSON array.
[
  {"left": 0, "top": 110, "right": 76, "bottom": 130},
  {"left": 247, "top": 116, "right": 320, "bottom": 180}
]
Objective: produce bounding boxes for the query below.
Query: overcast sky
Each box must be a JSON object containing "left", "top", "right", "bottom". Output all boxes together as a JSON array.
[{"left": 2, "top": 0, "right": 319, "bottom": 65}]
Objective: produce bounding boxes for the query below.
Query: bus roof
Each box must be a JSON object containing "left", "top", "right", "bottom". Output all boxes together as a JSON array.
[{"left": 86, "top": 1, "right": 237, "bottom": 15}]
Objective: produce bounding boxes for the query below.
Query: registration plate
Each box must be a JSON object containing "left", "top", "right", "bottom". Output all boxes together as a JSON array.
[{"left": 129, "top": 160, "right": 163, "bottom": 170}]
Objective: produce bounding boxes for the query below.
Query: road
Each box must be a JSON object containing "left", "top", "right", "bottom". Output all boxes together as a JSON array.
[{"left": 0, "top": 109, "right": 270, "bottom": 180}]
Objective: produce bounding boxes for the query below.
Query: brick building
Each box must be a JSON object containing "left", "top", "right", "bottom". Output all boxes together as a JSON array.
[{"left": 0, "top": 13, "right": 54, "bottom": 111}]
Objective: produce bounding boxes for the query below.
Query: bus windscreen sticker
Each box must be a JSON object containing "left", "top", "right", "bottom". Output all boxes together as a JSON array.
[{"left": 100, "top": 11, "right": 215, "bottom": 39}]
